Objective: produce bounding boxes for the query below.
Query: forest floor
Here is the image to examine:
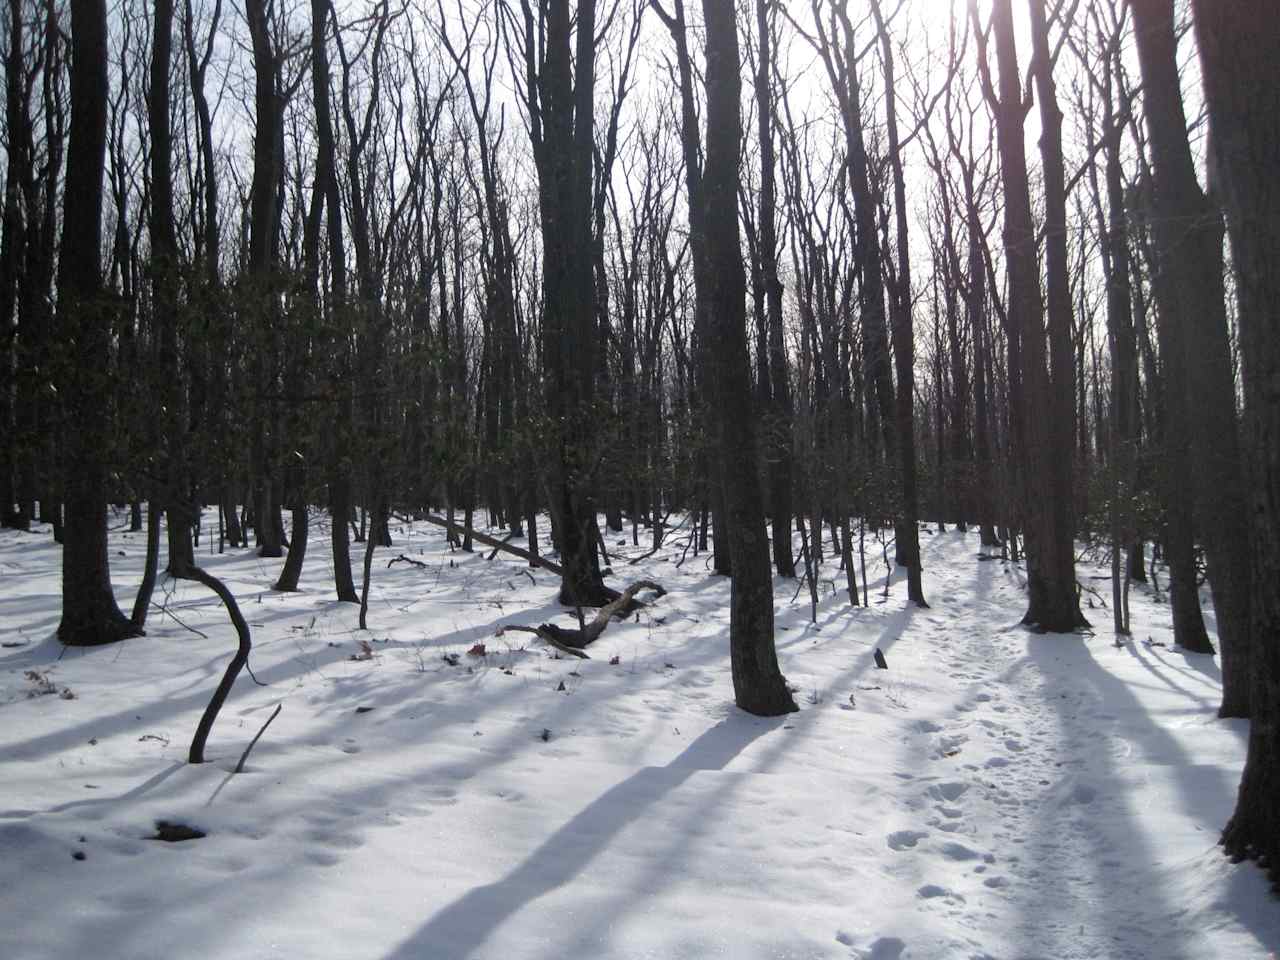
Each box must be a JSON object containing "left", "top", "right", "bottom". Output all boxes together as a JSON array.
[{"left": 1, "top": 511, "right": 1277, "bottom": 959}]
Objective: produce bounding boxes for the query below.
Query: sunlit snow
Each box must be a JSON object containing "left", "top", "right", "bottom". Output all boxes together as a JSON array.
[{"left": 2, "top": 513, "right": 1276, "bottom": 959}]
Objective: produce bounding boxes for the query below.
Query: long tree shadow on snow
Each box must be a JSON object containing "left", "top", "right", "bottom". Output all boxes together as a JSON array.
[
  {"left": 1006, "top": 632, "right": 1275, "bottom": 957},
  {"left": 380, "top": 714, "right": 787, "bottom": 960}
]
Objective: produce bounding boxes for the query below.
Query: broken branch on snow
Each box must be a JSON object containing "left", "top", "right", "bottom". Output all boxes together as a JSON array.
[{"left": 497, "top": 580, "right": 666, "bottom": 660}]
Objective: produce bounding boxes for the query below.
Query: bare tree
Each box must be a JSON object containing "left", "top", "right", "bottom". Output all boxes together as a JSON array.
[
  {"left": 506, "top": 0, "right": 615, "bottom": 606},
  {"left": 56, "top": 0, "right": 141, "bottom": 645},
  {"left": 1130, "top": 0, "right": 1252, "bottom": 713},
  {"left": 700, "top": 0, "right": 795, "bottom": 716},
  {"left": 972, "top": 0, "right": 1085, "bottom": 632},
  {"left": 1192, "top": 0, "right": 1280, "bottom": 883}
]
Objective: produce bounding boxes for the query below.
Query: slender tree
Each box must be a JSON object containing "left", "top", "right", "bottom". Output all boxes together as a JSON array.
[
  {"left": 870, "top": 0, "right": 926, "bottom": 607},
  {"left": 752, "top": 0, "right": 795, "bottom": 579}
]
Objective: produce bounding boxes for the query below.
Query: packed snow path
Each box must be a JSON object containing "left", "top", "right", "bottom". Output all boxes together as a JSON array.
[{"left": 2, "top": 516, "right": 1277, "bottom": 959}]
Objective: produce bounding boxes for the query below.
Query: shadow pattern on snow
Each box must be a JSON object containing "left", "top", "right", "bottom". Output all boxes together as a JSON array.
[{"left": 381, "top": 714, "right": 787, "bottom": 960}]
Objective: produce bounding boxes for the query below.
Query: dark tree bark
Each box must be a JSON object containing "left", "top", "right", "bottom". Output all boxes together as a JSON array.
[
  {"left": 973, "top": 0, "right": 1085, "bottom": 632},
  {"left": 807, "top": 0, "right": 895, "bottom": 464},
  {"left": 1191, "top": 0, "right": 1280, "bottom": 882},
  {"left": 1131, "top": 0, "right": 1252, "bottom": 712},
  {"left": 148, "top": 0, "right": 193, "bottom": 575},
  {"left": 701, "top": 0, "right": 795, "bottom": 717},
  {"left": 183, "top": 0, "right": 242, "bottom": 551},
  {"left": 303, "top": 0, "right": 357, "bottom": 601},
  {"left": 870, "top": 0, "right": 926, "bottom": 607},
  {"left": 753, "top": 0, "right": 795, "bottom": 579},
  {"left": 0, "top": 0, "right": 31, "bottom": 531},
  {"left": 245, "top": 0, "right": 284, "bottom": 560},
  {"left": 650, "top": 0, "right": 731, "bottom": 578},
  {"left": 514, "top": 0, "right": 614, "bottom": 606},
  {"left": 1025, "top": 0, "right": 1084, "bottom": 630},
  {"left": 56, "top": 0, "right": 141, "bottom": 646}
]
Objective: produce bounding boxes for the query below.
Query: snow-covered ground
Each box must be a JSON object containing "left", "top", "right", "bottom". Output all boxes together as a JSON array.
[{"left": 2, "top": 512, "right": 1276, "bottom": 960}]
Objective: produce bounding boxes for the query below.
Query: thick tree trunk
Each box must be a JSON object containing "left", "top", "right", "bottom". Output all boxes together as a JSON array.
[
  {"left": 977, "top": 0, "right": 1084, "bottom": 633},
  {"left": 1026, "top": 0, "right": 1084, "bottom": 631},
  {"left": 1132, "top": 0, "right": 1252, "bottom": 711},
  {"left": 701, "top": 0, "right": 795, "bottom": 717},
  {"left": 274, "top": 504, "right": 307, "bottom": 591},
  {"left": 56, "top": 0, "right": 140, "bottom": 647},
  {"left": 524, "top": 0, "right": 612, "bottom": 608},
  {"left": 1191, "top": 0, "right": 1280, "bottom": 882},
  {"left": 244, "top": 0, "right": 284, "bottom": 562}
]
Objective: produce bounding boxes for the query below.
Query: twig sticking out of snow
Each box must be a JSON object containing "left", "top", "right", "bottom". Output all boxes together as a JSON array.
[{"left": 235, "top": 703, "right": 283, "bottom": 773}]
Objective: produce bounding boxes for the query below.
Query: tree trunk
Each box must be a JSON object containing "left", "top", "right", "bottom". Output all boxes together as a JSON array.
[
  {"left": 56, "top": 0, "right": 140, "bottom": 646},
  {"left": 976, "top": 0, "right": 1085, "bottom": 632},
  {"left": 1025, "top": 0, "right": 1083, "bottom": 630},
  {"left": 701, "top": 0, "right": 796, "bottom": 717},
  {"left": 149, "top": 0, "right": 192, "bottom": 574},
  {"left": 871, "top": 0, "right": 926, "bottom": 607},
  {"left": 1131, "top": 0, "right": 1252, "bottom": 711},
  {"left": 754, "top": 0, "right": 795, "bottom": 579},
  {"left": 522, "top": 0, "right": 612, "bottom": 607},
  {"left": 1191, "top": 0, "right": 1280, "bottom": 882}
]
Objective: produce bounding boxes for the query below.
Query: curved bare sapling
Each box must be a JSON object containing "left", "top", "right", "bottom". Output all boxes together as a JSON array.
[{"left": 183, "top": 563, "right": 254, "bottom": 764}]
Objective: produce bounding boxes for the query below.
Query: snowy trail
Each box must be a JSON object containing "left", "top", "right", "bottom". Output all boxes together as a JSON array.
[{"left": 1, "top": 519, "right": 1277, "bottom": 959}]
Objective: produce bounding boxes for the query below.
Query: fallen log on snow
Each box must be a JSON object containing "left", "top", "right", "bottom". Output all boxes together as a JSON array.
[
  {"left": 419, "top": 514, "right": 563, "bottom": 576},
  {"left": 496, "top": 580, "right": 666, "bottom": 660}
]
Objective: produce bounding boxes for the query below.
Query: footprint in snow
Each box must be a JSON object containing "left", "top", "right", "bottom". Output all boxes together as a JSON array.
[
  {"left": 917, "top": 884, "right": 964, "bottom": 902},
  {"left": 835, "top": 932, "right": 906, "bottom": 960},
  {"left": 887, "top": 829, "right": 929, "bottom": 850},
  {"left": 303, "top": 828, "right": 364, "bottom": 850},
  {"left": 304, "top": 849, "right": 341, "bottom": 867},
  {"left": 927, "top": 781, "right": 969, "bottom": 802},
  {"left": 938, "top": 841, "right": 980, "bottom": 861}
]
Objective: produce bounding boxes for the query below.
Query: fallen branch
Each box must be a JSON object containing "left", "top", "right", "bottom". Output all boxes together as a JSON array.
[
  {"left": 420, "top": 514, "right": 563, "bottom": 575},
  {"left": 496, "top": 580, "right": 666, "bottom": 659},
  {"left": 499, "top": 624, "right": 590, "bottom": 659},
  {"left": 486, "top": 532, "right": 517, "bottom": 562},
  {"left": 387, "top": 554, "right": 428, "bottom": 569}
]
